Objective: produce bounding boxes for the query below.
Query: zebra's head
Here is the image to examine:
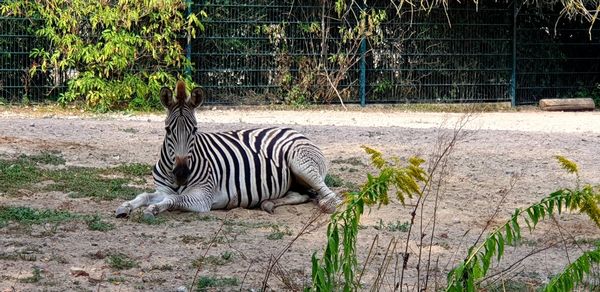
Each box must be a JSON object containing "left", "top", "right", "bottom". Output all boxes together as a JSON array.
[{"left": 159, "top": 80, "right": 205, "bottom": 186}]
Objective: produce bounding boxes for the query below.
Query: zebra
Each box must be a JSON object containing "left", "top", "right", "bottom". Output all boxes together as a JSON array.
[{"left": 115, "top": 80, "right": 341, "bottom": 219}]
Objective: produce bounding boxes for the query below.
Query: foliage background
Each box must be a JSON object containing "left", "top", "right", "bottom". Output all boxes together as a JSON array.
[
  {"left": 1, "top": 0, "right": 203, "bottom": 111},
  {"left": 1, "top": 0, "right": 599, "bottom": 109}
]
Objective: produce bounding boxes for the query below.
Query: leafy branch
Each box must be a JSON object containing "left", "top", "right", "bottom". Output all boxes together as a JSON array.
[
  {"left": 310, "top": 146, "right": 427, "bottom": 291},
  {"left": 446, "top": 156, "right": 600, "bottom": 291},
  {"left": 545, "top": 243, "right": 600, "bottom": 291}
]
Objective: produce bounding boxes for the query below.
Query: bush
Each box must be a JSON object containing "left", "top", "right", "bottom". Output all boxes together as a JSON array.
[{"left": 1, "top": 0, "right": 205, "bottom": 111}]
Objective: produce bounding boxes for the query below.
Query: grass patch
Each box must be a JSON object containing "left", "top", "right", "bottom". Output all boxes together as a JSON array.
[
  {"left": 197, "top": 214, "right": 220, "bottom": 222},
  {"left": 150, "top": 264, "right": 173, "bottom": 271},
  {"left": 45, "top": 167, "right": 142, "bottom": 200},
  {"left": 197, "top": 276, "right": 239, "bottom": 291},
  {"left": 484, "top": 279, "right": 541, "bottom": 292},
  {"left": 119, "top": 127, "right": 139, "bottom": 134},
  {"left": 222, "top": 218, "right": 276, "bottom": 228},
  {"left": 20, "top": 267, "right": 43, "bottom": 283},
  {"left": 130, "top": 212, "right": 166, "bottom": 225},
  {"left": 192, "top": 251, "right": 234, "bottom": 268},
  {"left": 374, "top": 219, "right": 410, "bottom": 232},
  {"left": 85, "top": 215, "right": 115, "bottom": 231},
  {"left": 111, "top": 163, "right": 152, "bottom": 177},
  {"left": 324, "top": 173, "right": 345, "bottom": 188},
  {"left": 267, "top": 225, "right": 292, "bottom": 240},
  {"left": 0, "top": 248, "right": 38, "bottom": 262},
  {"left": 0, "top": 155, "right": 148, "bottom": 200},
  {"left": 0, "top": 158, "right": 41, "bottom": 195},
  {"left": 0, "top": 206, "right": 78, "bottom": 228},
  {"left": 107, "top": 276, "right": 126, "bottom": 284},
  {"left": 331, "top": 157, "right": 366, "bottom": 166},
  {"left": 106, "top": 253, "right": 138, "bottom": 270},
  {"left": 181, "top": 235, "right": 204, "bottom": 244},
  {"left": 20, "top": 151, "right": 65, "bottom": 166}
]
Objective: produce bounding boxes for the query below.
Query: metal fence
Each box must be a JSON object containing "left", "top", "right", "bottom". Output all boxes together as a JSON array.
[
  {"left": 0, "top": 17, "right": 67, "bottom": 103},
  {"left": 1, "top": 1, "right": 599, "bottom": 105}
]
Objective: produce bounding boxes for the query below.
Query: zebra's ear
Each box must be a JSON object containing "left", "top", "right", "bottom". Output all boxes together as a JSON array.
[
  {"left": 159, "top": 87, "right": 174, "bottom": 109},
  {"left": 189, "top": 87, "right": 205, "bottom": 108}
]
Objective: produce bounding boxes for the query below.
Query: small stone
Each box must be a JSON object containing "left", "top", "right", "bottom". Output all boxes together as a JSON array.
[
  {"left": 70, "top": 267, "right": 89, "bottom": 277},
  {"left": 176, "top": 286, "right": 188, "bottom": 292},
  {"left": 30, "top": 123, "right": 35, "bottom": 127}
]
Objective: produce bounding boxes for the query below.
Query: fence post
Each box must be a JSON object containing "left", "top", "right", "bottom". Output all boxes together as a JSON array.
[
  {"left": 185, "top": 0, "right": 193, "bottom": 78},
  {"left": 359, "top": 37, "right": 367, "bottom": 107},
  {"left": 510, "top": 2, "right": 517, "bottom": 107},
  {"left": 359, "top": 3, "right": 367, "bottom": 107}
]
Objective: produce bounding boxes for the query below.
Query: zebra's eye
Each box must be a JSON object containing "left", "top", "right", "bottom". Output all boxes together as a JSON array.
[
  {"left": 192, "top": 127, "right": 197, "bottom": 135},
  {"left": 165, "top": 127, "right": 172, "bottom": 135}
]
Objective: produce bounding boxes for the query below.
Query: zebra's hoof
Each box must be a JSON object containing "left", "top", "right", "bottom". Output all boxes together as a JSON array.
[
  {"left": 115, "top": 206, "right": 131, "bottom": 218},
  {"left": 318, "top": 196, "right": 340, "bottom": 214},
  {"left": 261, "top": 201, "right": 275, "bottom": 214}
]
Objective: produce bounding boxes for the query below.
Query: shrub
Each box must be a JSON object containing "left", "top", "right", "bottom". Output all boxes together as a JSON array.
[{"left": 1, "top": 0, "right": 205, "bottom": 111}]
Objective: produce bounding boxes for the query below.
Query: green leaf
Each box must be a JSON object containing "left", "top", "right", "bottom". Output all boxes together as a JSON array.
[{"left": 505, "top": 224, "right": 513, "bottom": 245}]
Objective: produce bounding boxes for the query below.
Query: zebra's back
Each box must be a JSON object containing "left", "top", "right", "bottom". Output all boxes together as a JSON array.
[{"left": 197, "top": 127, "right": 315, "bottom": 209}]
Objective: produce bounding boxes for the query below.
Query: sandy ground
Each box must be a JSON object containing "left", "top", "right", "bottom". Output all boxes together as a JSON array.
[{"left": 0, "top": 107, "right": 599, "bottom": 291}]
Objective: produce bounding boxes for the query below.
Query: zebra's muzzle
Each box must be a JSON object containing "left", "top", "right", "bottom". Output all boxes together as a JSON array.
[{"left": 173, "top": 156, "right": 190, "bottom": 186}]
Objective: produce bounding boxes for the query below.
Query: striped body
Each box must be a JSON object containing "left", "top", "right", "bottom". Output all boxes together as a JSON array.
[
  {"left": 116, "top": 81, "right": 339, "bottom": 219},
  {"left": 152, "top": 127, "right": 324, "bottom": 210}
]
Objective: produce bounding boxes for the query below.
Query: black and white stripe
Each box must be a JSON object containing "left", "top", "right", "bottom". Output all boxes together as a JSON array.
[{"left": 115, "top": 82, "right": 339, "bottom": 218}]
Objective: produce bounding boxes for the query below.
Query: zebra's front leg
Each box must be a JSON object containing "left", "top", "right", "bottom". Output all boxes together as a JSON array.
[
  {"left": 142, "top": 192, "right": 212, "bottom": 219},
  {"left": 142, "top": 197, "right": 176, "bottom": 220},
  {"left": 144, "top": 188, "right": 214, "bottom": 219},
  {"left": 115, "top": 190, "right": 172, "bottom": 218}
]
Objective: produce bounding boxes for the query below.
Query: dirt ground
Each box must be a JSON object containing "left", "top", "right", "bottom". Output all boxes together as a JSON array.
[{"left": 1, "top": 107, "right": 599, "bottom": 291}]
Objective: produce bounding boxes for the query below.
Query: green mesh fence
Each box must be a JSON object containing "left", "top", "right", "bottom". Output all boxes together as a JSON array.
[
  {"left": 516, "top": 5, "right": 600, "bottom": 104},
  {"left": 1, "top": 2, "right": 599, "bottom": 106},
  {"left": 365, "top": 2, "right": 512, "bottom": 103},
  {"left": 0, "top": 17, "right": 67, "bottom": 103}
]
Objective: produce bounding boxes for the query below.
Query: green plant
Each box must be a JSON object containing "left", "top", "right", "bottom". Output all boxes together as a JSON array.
[
  {"left": 545, "top": 243, "right": 600, "bottom": 291},
  {"left": 0, "top": 155, "right": 149, "bottom": 199},
  {"left": 372, "top": 79, "right": 393, "bottom": 98},
  {"left": 46, "top": 167, "right": 142, "bottom": 200},
  {"left": 20, "top": 267, "right": 43, "bottom": 283},
  {"left": 192, "top": 251, "right": 234, "bottom": 267},
  {"left": 85, "top": 215, "right": 114, "bottom": 232},
  {"left": 0, "top": 0, "right": 205, "bottom": 111},
  {"left": 573, "top": 84, "right": 600, "bottom": 108},
  {"left": 311, "top": 146, "right": 427, "bottom": 291},
  {"left": 446, "top": 156, "right": 600, "bottom": 291},
  {"left": 131, "top": 212, "right": 166, "bottom": 225},
  {"left": 267, "top": 225, "right": 292, "bottom": 240},
  {"left": 284, "top": 85, "right": 308, "bottom": 108},
  {"left": 107, "top": 253, "right": 138, "bottom": 270},
  {"left": 0, "top": 206, "right": 77, "bottom": 228},
  {"left": 197, "top": 276, "right": 239, "bottom": 291},
  {"left": 331, "top": 157, "right": 366, "bottom": 166},
  {"left": 20, "top": 151, "right": 65, "bottom": 165},
  {"left": 107, "top": 276, "right": 126, "bottom": 284},
  {"left": 151, "top": 264, "right": 174, "bottom": 271},
  {"left": 0, "top": 157, "right": 41, "bottom": 195},
  {"left": 374, "top": 219, "right": 410, "bottom": 232},
  {"left": 112, "top": 163, "right": 152, "bottom": 177},
  {"left": 324, "top": 173, "right": 344, "bottom": 188}
]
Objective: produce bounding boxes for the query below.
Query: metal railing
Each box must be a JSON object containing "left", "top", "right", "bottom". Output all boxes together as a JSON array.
[{"left": 1, "top": 1, "right": 599, "bottom": 106}]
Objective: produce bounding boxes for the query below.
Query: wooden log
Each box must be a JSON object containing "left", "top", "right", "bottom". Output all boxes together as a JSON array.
[{"left": 539, "top": 98, "right": 596, "bottom": 111}]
